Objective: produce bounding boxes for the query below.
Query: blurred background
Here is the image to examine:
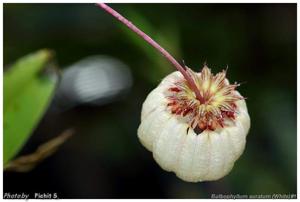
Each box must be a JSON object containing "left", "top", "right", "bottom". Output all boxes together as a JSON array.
[{"left": 3, "top": 3, "right": 296, "bottom": 199}]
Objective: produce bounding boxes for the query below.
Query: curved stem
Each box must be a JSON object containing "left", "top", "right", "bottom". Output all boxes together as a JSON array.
[{"left": 97, "top": 3, "right": 204, "bottom": 103}]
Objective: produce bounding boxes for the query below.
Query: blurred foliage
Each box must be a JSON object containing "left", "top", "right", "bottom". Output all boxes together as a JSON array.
[
  {"left": 5, "top": 129, "right": 73, "bottom": 172},
  {"left": 3, "top": 3, "right": 296, "bottom": 198},
  {"left": 119, "top": 6, "right": 181, "bottom": 83},
  {"left": 4, "top": 50, "right": 57, "bottom": 165}
]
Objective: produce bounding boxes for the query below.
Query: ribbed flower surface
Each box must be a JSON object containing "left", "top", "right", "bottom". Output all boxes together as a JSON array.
[{"left": 138, "top": 66, "right": 250, "bottom": 182}]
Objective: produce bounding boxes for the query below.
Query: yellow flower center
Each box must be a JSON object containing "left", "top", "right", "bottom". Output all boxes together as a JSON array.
[{"left": 166, "top": 65, "right": 243, "bottom": 132}]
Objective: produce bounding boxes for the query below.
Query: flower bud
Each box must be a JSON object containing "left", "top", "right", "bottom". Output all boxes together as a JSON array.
[{"left": 138, "top": 66, "right": 250, "bottom": 182}]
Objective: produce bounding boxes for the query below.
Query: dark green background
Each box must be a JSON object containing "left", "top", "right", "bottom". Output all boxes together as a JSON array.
[{"left": 4, "top": 3, "right": 296, "bottom": 198}]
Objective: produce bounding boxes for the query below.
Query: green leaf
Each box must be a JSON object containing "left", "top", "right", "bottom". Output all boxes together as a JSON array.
[{"left": 4, "top": 49, "right": 58, "bottom": 165}]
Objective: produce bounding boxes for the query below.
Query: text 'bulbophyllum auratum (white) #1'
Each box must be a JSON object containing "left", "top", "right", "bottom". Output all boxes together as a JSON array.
[{"left": 138, "top": 66, "right": 250, "bottom": 182}]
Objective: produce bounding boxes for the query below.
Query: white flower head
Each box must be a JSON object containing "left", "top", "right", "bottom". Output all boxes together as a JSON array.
[
  {"left": 97, "top": 2, "right": 250, "bottom": 183},
  {"left": 138, "top": 65, "right": 250, "bottom": 182}
]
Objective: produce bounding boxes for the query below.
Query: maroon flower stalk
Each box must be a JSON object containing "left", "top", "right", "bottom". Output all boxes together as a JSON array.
[{"left": 97, "top": 3, "right": 205, "bottom": 103}]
